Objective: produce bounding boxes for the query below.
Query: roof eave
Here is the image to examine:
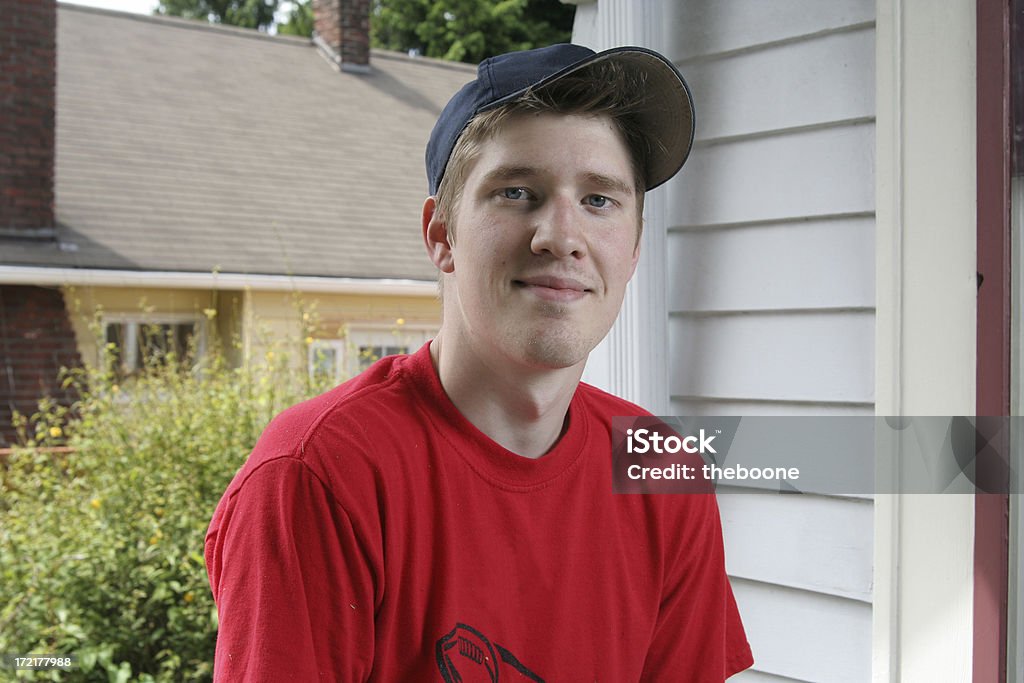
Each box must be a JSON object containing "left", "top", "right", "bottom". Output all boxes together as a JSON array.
[{"left": 0, "top": 265, "right": 438, "bottom": 297}]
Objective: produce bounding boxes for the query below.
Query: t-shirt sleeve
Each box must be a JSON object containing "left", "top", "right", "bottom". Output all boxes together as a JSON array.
[
  {"left": 204, "top": 456, "right": 377, "bottom": 682},
  {"left": 640, "top": 494, "right": 754, "bottom": 681}
]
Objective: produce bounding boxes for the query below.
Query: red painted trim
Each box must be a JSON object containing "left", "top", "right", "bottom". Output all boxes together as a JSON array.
[{"left": 975, "top": 0, "right": 1011, "bottom": 681}]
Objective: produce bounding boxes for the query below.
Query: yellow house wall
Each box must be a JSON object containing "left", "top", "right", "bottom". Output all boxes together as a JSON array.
[
  {"left": 61, "top": 285, "right": 440, "bottom": 371},
  {"left": 242, "top": 289, "right": 440, "bottom": 369},
  {"left": 62, "top": 286, "right": 238, "bottom": 367}
]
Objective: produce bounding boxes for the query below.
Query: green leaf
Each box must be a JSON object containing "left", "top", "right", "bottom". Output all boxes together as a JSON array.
[
  {"left": 111, "top": 660, "right": 132, "bottom": 683},
  {"left": 371, "top": 0, "right": 574, "bottom": 63},
  {"left": 1, "top": 298, "right": 349, "bottom": 680}
]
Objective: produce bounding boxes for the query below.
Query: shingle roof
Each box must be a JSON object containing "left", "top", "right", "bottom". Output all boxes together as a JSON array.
[{"left": 4, "top": 3, "right": 474, "bottom": 280}]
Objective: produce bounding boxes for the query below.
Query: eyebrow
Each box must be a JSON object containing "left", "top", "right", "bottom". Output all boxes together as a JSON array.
[
  {"left": 480, "top": 165, "right": 542, "bottom": 184},
  {"left": 581, "top": 172, "right": 636, "bottom": 197},
  {"left": 481, "top": 165, "right": 637, "bottom": 195}
]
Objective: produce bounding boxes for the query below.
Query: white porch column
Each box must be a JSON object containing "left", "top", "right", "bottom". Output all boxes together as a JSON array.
[{"left": 571, "top": 0, "right": 672, "bottom": 414}]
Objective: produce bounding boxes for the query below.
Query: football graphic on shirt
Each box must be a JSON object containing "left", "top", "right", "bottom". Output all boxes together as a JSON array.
[{"left": 436, "top": 623, "right": 545, "bottom": 682}]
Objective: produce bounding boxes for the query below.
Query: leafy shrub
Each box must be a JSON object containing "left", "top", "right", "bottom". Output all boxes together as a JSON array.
[{"left": 0, "top": 329, "right": 330, "bottom": 681}]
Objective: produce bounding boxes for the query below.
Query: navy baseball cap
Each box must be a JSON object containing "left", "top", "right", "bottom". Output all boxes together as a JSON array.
[{"left": 425, "top": 43, "right": 695, "bottom": 196}]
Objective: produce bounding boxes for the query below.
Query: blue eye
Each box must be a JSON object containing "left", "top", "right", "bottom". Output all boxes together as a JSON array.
[
  {"left": 502, "top": 187, "right": 532, "bottom": 200},
  {"left": 585, "top": 195, "right": 610, "bottom": 208}
]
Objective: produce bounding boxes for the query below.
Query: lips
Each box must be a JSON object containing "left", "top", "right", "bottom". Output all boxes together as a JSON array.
[{"left": 513, "top": 275, "right": 592, "bottom": 302}]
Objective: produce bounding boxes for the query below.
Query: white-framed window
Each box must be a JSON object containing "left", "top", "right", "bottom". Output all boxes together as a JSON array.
[
  {"left": 308, "top": 338, "right": 347, "bottom": 385},
  {"left": 307, "top": 324, "right": 433, "bottom": 383},
  {"left": 102, "top": 314, "right": 206, "bottom": 375}
]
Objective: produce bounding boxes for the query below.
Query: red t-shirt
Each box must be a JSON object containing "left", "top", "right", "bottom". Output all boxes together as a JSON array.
[{"left": 205, "top": 343, "right": 753, "bottom": 681}]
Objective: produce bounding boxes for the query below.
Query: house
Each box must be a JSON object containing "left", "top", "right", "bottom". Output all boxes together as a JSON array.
[
  {"left": 0, "top": 0, "right": 474, "bottom": 445},
  {"left": 570, "top": 0, "right": 1019, "bottom": 680}
]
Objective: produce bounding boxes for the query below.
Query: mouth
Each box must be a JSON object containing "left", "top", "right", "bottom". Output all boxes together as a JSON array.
[{"left": 513, "top": 275, "right": 592, "bottom": 303}]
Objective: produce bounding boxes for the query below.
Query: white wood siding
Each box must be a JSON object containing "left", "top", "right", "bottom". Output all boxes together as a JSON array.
[
  {"left": 731, "top": 579, "right": 872, "bottom": 681},
  {"left": 665, "top": 0, "right": 875, "bottom": 63},
  {"left": 721, "top": 491, "right": 873, "bottom": 601},
  {"left": 669, "top": 125, "right": 874, "bottom": 226},
  {"left": 668, "top": 218, "right": 875, "bottom": 312},
  {"left": 669, "top": 312, "right": 874, "bottom": 404},
  {"left": 664, "top": 1, "right": 876, "bottom": 680}
]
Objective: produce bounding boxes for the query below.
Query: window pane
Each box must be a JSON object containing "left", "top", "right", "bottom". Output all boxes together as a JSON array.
[
  {"left": 356, "top": 344, "right": 408, "bottom": 371},
  {"left": 103, "top": 320, "right": 199, "bottom": 377},
  {"left": 310, "top": 345, "right": 338, "bottom": 382},
  {"left": 104, "top": 323, "right": 123, "bottom": 366}
]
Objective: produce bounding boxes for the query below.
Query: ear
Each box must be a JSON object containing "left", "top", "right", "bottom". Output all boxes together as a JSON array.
[
  {"left": 627, "top": 234, "right": 641, "bottom": 280},
  {"left": 422, "top": 196, "right": 455, "bottom": 273}
]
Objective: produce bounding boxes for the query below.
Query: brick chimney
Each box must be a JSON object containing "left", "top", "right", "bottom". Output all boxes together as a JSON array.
[
  {"left": 313, "top": 0, "right": 371, "bottom": 73},
  {"left": 0, "top": 0, "right": 81, "bottom": 447},
  {"left": 0, "top": 0, "right": 57, "bottom": 240}
]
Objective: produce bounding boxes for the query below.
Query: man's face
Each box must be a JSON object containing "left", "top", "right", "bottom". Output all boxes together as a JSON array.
[{"left": 425, "top": 111, "right": 641, "bottom": 371}]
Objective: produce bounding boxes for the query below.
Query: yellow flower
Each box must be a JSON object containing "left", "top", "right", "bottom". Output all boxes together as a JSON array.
[
  {"left": 49, "top": 426, "right": 62, "bottom": 438},
  {"left": 90, "top": 498, "right": 102, "bottom": 509},
  {"left": 305, "top": 336, "right": 314, "bottom": 345},
  {"left": 183, "top": 592, "right": 195, "bottom": 603},
  {"left": 111, "top": 384, "right": 120, "bottom": 393},
  {"left": 396, "top": 318, "right": 405, "bottom": 326},
  {"left": 202, "top": 308, "right": 217, "bottom": 320},
  {"left": 149, "top": 536, "right": 159, "bottom": 545}
]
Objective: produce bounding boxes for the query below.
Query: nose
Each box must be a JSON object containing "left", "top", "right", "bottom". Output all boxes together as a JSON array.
[{"left": 529, "top": 194, "right": 587, "bottom": 259}]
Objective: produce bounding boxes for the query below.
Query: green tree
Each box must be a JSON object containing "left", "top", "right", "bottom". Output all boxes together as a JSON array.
[
  {"left": 277, "top": 0, "right": 314, "bottom": 36},
  {"left": 372, "top": 0, "right": 575, "bottom": 63},
  {"left": 157, "top": 0, "right": 279, "bottom": 31},
  {"left": 0, "top": 309, "right": 335, "bottom": 681}
]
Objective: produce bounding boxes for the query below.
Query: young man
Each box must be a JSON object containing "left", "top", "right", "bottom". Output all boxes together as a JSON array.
[{"left": 205, "top": 43, "right": 752, "bottom": 681}]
